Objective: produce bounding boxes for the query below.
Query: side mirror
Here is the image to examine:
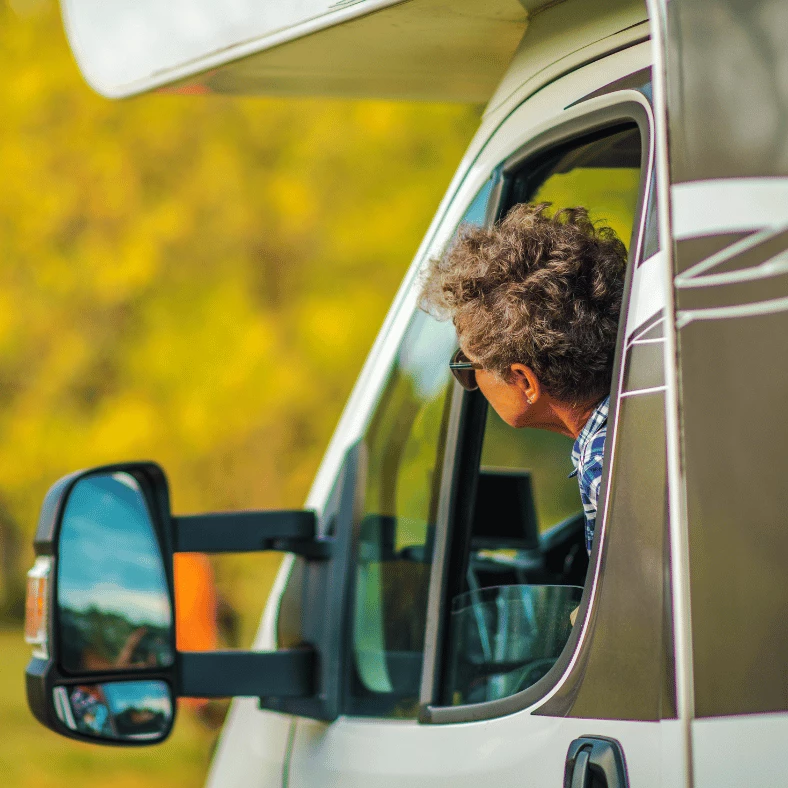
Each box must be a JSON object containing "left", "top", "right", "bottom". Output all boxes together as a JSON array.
[{"left": 24, "top": 457, "right": 358, "bottom": 745}]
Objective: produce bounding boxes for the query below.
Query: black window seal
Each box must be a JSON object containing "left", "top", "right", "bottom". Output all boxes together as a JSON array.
[{"left": 419, "top": 97, "right": 654, "bottom": 725}]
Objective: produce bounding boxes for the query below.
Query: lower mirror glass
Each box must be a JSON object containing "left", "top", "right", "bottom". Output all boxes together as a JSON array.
[
  {"left": 445, "top": 584, "right": 583, "bottom": 706},
  {"left": 52, "top": 680, "right": 173, "bottom": 742}
]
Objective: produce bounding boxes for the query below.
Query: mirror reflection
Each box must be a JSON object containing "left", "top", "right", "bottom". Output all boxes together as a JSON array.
[
  {"left": 57, "top": 472, "right": 174, "bottom": 673},
  {"left": 53, "top": 680, "right": 173, "bottom": 742}
]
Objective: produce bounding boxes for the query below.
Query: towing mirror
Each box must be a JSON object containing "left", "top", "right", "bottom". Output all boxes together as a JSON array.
[{"left": 24, "top": 458, "right": 358, "bottom": 746}]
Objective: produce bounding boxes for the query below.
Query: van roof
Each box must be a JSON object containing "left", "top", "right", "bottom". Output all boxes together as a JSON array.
[{"left": 62, "top": 0, "right": 648, "bottom": 103}]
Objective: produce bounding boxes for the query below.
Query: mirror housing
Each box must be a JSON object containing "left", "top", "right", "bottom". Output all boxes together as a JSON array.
[{"left": 25, "top": 457, "right": 357, "bottom": 745}]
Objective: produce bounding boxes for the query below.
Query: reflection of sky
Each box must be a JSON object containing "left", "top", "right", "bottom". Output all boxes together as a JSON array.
[
  {"left": 102, "top": 680, "right": 171, "bottom": 715},
  {"left": 461, "top": 178, "right": 493, "bottom": 228},
  {"left": 398, "top": 312, "right": 457, "bottom": 400},
  {"left": 58, "top": 474, "right": 171, "bottom": 627}
]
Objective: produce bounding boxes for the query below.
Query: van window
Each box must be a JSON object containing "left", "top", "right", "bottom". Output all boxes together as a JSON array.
[
  {"left": 441, "top": 124, "right": 644, "bottom": 707},
  {"left": 346, "top": 177, "right": 495, "bottom": 718}
]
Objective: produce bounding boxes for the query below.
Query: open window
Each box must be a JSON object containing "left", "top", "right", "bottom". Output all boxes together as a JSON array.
[{"left": 430, "top": 116, "right": 650, "bottom": 714}]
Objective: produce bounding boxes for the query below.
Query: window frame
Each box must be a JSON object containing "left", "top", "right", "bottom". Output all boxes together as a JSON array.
[{"left": 419, "top": 97, "right": 655, "bottom": 724}]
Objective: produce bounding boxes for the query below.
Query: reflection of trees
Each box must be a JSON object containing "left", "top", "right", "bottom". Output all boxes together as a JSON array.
[{"left": 60, "top": 606, "right": 170, "bottom": 671}]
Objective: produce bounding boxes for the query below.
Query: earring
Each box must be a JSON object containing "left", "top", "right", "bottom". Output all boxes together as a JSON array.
[{"left": 526, "top": 396, "right": 533, "bottom": 404}]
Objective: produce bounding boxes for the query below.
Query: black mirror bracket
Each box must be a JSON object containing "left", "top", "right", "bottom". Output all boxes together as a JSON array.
[
  {"left": 173, "top": 510, "right": 332, "bottom": 559},
  {"left": 177, "top": 649, "right": 316, "bottom": 698}
]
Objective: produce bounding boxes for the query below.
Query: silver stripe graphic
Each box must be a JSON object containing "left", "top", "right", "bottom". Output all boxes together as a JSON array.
[
  {"left": 620, "top": 385, "right": 667, "bottom": 398},
  {"left": 625, "top": 251, "right": 666, "bottom": 339},
  {"left": 675, "top": 223, "right": 788, "bottom": 289},
  {"left": 677, "top": 294, "right": 788, "bottom": 328},
  {"left": 672, "top": 177, "right": 788, "bottom": 240}
]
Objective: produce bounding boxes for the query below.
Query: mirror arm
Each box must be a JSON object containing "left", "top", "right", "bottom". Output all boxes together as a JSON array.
[
  {"left": 177, "top": 649, "right": 316, "bottom": 698},
  {"left": 173, "top": 511, "right": 332, "bottom": 558}
]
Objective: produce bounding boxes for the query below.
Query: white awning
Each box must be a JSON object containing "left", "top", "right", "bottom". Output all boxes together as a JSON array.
[{"left": 61, "top": 0, "right": 532, "bottom": 101}]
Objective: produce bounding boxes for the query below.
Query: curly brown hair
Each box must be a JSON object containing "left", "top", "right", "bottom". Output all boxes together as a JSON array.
[{"left": 420, "top": 202, "right": 627, "bottom": 403}]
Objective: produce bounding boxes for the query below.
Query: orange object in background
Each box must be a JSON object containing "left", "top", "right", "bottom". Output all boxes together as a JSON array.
[
  {"left": 173, "top": 553, "right": 218, "bottom": 713},
  {"left": 174, "top": 552, "right": 218, "bottom": 651}
]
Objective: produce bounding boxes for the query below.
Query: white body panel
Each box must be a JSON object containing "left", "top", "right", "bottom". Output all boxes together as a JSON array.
[
  {"left": 290, "top": 716, "right": 684, "bottom": 788},
  {"left": 692, "top": 715, "right": 788, "bottom": 788}
]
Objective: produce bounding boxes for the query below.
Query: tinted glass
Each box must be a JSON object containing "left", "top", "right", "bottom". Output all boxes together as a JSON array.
[
  {"left": 446, "top": 584, "right": 582, "bottom": 706},
  {"left": 347, "top": 178, "right": 494, "bottom": 718},
  {"left": 348, "top": 309, "right": 455, "bottom": 718}
]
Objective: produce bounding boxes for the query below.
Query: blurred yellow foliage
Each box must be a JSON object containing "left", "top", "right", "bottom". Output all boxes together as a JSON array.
[{"left": 0, "top": 0, "right": 479, "bottom": 627}]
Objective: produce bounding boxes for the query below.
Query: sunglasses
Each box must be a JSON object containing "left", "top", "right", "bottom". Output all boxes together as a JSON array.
[{"left": 449, "top": 348, "right": 483, "bottom": 391}]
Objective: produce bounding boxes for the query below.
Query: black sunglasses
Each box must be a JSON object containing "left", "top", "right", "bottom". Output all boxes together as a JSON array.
[{"left": 449, "top": 348, "right": 483, "bottom": 391}]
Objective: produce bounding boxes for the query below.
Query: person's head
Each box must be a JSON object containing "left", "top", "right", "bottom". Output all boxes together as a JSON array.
[{"left": 421, "top": 202, "right": 626, "bottom": 434}]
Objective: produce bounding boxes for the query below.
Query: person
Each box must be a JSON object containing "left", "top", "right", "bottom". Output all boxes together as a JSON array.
[{"left": 420, "top": 202, "right": 626, "bottom": 554}]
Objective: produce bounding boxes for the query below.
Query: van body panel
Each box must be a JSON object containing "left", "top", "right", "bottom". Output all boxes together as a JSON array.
[
  {"left": 203, "top": 698, "right": 292, "bottom": 788},
  {"left": 692, "top": 715, "right": 788, "bottom": 788},
  {"left": 649, "top": 0, "right": 788, "bottom": 784},
  {"left": 484, "top": 0, "right": 648, "bottom": 117},
  {"left": 289, "top": 714, "right": 677, "bottom": 788}
]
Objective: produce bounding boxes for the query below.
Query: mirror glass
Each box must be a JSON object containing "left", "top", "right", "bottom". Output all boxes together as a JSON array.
[
  {"left": 57, "top": 472, "right": 174, "bottom": 673},
  {"left": 53, "top": 680, "right": 173, "bottom": 742},
  {"left": 445, "top": 584, "right": 583, "bottom": 706}
]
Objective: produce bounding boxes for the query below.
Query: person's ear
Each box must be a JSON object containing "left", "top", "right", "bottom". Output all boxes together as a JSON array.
[{"left": 509, "top": 364, "right": 541, "bottom": 405}]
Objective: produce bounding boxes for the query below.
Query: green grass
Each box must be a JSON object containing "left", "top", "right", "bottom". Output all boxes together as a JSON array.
[{"left": 0, "top": 629, "right": 217, "bottom": 788}]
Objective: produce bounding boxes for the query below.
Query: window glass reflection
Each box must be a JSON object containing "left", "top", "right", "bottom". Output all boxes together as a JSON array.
[{"left": 57, "top": 472, "right": 173, "bottom": 673}]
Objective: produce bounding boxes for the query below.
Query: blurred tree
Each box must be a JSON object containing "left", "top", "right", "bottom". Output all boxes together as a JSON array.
[{"left": 0, "top": 0, "right": 479, "bottom": 624}]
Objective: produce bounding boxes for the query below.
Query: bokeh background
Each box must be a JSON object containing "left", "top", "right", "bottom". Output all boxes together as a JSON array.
[{"left": 0, "top": 1, "right": 478, "bottom": 784}]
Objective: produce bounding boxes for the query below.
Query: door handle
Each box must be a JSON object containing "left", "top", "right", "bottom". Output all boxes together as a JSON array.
[{"left": 564, "top": 736, "right": 628, "bottom": 788}]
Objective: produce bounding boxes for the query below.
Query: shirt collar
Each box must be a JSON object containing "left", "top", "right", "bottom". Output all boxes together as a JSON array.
[{"left": 570, "top": 395, "right": 610, "bottom": 475}]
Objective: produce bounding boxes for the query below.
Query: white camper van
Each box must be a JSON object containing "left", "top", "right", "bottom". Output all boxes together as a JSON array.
[{"left": 24, "top": 1, "right": 788, "bottom": 786}]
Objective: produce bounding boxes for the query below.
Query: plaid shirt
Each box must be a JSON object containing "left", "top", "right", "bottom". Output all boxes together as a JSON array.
[{"left": 570, "top": 396, "right": 609, "bottom": 554}]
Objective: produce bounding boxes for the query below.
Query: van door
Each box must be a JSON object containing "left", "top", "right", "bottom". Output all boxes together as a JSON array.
[
  {"left": 652, "top": 0, "right": 788, "bottom": 785},
  {"left": 287, "top": 48, "right": 686, "bottom": 788}
]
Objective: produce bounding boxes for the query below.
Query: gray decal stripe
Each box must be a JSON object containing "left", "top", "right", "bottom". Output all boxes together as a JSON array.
[
  {"left": 671, "top": 177, "right": 788, "bottom": 240},
  {"left": 677, "top": 294, "right": 788, "bottom": 328},
  {"left": 675, "top": 224, "right": 788, "bottom": 288}
]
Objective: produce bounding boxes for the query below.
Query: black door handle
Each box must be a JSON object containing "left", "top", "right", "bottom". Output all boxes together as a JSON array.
[{"left": 565, "top": 736, "right": 628, "bottom": 788}]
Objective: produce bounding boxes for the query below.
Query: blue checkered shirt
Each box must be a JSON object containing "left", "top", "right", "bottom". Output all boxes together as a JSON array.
[{"left": 570, "top": 396, "right": 609, "bottom": 554}]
